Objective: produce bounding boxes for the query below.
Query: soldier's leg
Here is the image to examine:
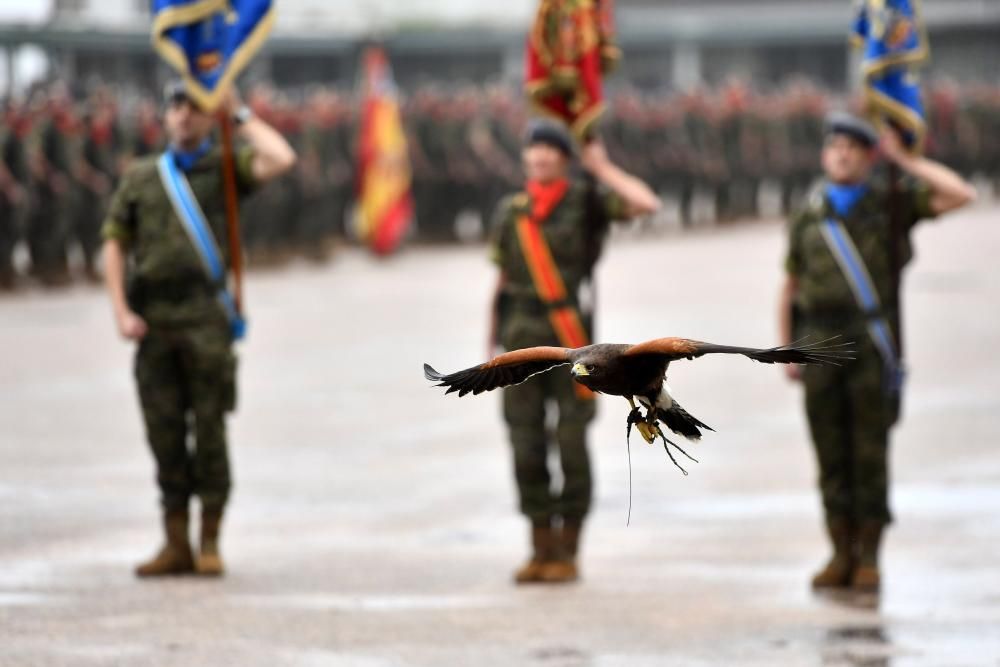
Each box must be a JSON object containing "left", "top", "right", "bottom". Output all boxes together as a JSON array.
[
  {"left": 804, "top": 363, "right": 853, "bottom": 519},
  {"left": 552, "top": 373, "right": 596, "bottom": 522},
  {"left": 181, "top": 320, "right": 235, "bottom": 575},
  {"left": 504, "top": 374, "right": 557, "bottom": 583},
  {"left": 134, "top": 330, "right": 195, "bottom": 576},
  {"left": 135, "top": 331, "right": 195, "bottom": 511},
  {"left": 0, "top": 202, "right": 15, "bottom": 289},
  {"left": 26, "top": 187, "right": 50, "bottom": 280},
  {"left": 847, "top": 353, "right": 892, "bottom": 591},
  {"left": 503, "top": 373, "right": 554, "bottom": 522},
  {"left": 182, "top": 321, "right": 234, "bottom": 516},
  {"left": 47, "top": 186, "right": 72, "bottom": 283},
  {"left": 848, "top": 356, "right": 892, "bottom": 525},
  {"left": 715, "top": 181, "right": 731, "bottom": 222},
  {"left": 78, "top": 192, "right": 104, "bottom": 279},
  {"left": 747, "top": 177, "right": 760, "bottom": 218},
  {"left": 803, "top": 362, "right": 856, "bottom": 588},
  {"left": 544, "top": 372, "right": 596, "bottom": 582}
]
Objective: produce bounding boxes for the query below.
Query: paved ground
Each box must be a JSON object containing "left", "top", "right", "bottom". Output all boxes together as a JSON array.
[{"left": 2, "top": 206, "right": 999, "bottom": 667}]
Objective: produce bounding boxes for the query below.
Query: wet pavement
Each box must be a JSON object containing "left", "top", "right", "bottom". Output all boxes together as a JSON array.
[{"left": 2, "top": 207, "right": 999, "bottom": 666}]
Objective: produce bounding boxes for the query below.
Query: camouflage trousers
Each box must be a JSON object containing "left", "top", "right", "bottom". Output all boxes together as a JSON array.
[
  {"left": 0, "top": 200, "right": 17, "bottom": 280},
  {"left": 502, "top": 368, "right": 596, "bottom": 523},
  {"left": 803, "top": 338, "right": 893, "bottom": 525},
  {"left": 134, "top": 320, "right": 237, "bottom": 514},
  {"left": 26, "top": 184, "right": 70, "bottom": 280}
]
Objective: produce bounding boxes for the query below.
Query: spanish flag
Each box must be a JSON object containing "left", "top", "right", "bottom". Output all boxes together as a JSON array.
[
  {"left": 525, "top": 0, "right": 620, "bottom": 142},
  {"left": 852, "top": 0, "right": 929, "bottom": 152},
  {"left": 355, "top": 47, "right": 414, "bottom": 256}
]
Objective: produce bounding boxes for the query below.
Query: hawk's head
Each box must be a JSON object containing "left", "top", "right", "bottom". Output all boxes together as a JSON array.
[{"left": 570, "top": 360, "right": 604, "bottom": 387}]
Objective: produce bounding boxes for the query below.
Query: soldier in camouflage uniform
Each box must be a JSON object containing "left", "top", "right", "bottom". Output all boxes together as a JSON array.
[
  {"left": 779, "top": 113, "right": 975, "bottom": 594},
  {"left": 27, "top": 89, "right": 78, "bottom": 286},
  {"left": 0, "top": 101, "right": 29, "bottom": 290},
  {"left": 489, "top": 120, "right": 659, "bottom": 584},
  {"left": 128, "top": 98, "right": 165, "bottom": 161},
  {"left": 76, "top": 93, "right": 120, "bottom": 281},
  {"left": 102, "top": 82, "right": 295, "bottom": 578}
]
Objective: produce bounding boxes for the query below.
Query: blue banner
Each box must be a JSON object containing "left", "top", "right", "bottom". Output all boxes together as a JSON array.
[
  {"left": 851, "top": 0, "right": 929, "bottom": 152},
  {"left": 152, "top": 0, "right": 274, "bottom": 112}
]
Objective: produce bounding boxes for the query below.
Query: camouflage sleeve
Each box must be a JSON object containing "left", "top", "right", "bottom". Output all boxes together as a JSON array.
[
  {"left": 602, "top": 190, "right": 628, "bottom": 222},
  {"left": 235, "top": 145, "right": 258, "bottom": 196},
  {"left": 101, "top": 168, "right": 137, "bottom": 247},
  {"left": 488, "top": 195, "right": 514, "bottom": 267},
  {"left": 906, "top": 181, "right": 938, "bottom": 227},
  {"left": 784, "top": 212, "right": 806, "bottom": 276}
]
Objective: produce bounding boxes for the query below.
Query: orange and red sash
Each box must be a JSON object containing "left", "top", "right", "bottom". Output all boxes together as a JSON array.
[{"left": 516, "top": 179, "right": 594, "bottom": 399}]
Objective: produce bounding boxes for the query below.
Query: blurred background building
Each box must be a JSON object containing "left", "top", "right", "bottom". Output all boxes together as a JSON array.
[{"left": 2, "top": 0, "right": 1000, "bottom": 96}]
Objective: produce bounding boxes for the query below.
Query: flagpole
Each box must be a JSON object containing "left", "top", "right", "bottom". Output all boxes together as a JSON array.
[
  {"left": 887, "top": 160, "right": 903, "bottom": 358},
  {"left": 218, "top": 110, "right": 243, "bottom": 314}
]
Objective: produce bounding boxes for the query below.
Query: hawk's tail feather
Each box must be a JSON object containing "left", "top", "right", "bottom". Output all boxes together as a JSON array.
[
  {"left": 657, "top": 403, "right": 714, "bottom": 441},
  {"left": 698, "top": 335, "right": 855, "bottom": 366}
]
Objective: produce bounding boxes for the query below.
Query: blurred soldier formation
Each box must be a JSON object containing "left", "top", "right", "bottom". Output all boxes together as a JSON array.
[
  {"left": 0, "top": 77, "right": 1000, "bottom": 289},
  {"left": 3, "top": 79, "right": 999, "bottom": 291}
]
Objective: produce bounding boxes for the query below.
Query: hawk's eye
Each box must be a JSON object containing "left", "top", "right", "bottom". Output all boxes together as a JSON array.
[{"left": 586, "top": 365, "right": 596, "bottom": 373}]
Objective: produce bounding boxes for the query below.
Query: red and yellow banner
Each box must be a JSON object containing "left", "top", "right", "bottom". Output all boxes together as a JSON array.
[
  {"left": 356, "top": 47, "right": 414, "bottom": 256},
  {"left": 515, "top": 214, "right": 594, "bottom": 400},
  {"left": 525, "top": 0, "right": 620, "bottom": 141}
]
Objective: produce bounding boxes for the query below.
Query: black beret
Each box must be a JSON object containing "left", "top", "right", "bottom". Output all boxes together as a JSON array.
[
  {"left": 163, "top": 80, "right": 191, "bottom": 106},
  {"left": 825, "top": 111, "right": 878, "bottom": 148},
  {"left": 524, "top": 119, "right": 574, "bottom": 157}
]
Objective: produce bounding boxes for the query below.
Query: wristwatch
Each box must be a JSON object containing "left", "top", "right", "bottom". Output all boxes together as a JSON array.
[{"left": 233, "top": 105, "right": 253, "bottom": 126}]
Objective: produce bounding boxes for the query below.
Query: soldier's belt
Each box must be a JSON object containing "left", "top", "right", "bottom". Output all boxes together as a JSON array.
[
  {"left": 139, "top": 278, "right": 214, "bottom": 304},
  {"left": 506, "top": 294, "right": 578, "bottom": 317},
  {"left": 802, "top": 305, "right": 897, "bottom": 327}
]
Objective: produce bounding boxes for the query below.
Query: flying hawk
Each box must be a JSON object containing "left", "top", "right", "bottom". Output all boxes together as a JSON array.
[{"left": 424, "top": 337, "right": 851, "bottom": 465}]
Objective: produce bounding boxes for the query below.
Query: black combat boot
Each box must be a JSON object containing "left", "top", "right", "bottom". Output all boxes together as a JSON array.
[
  {"left": 135, "top": 509, "right": 195, "bottom": 577},
  {"left": 811, "top": 517, "right": 855, "bottom": 590}
]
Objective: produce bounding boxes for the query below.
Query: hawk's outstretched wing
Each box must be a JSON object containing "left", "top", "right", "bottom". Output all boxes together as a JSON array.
[
  {"left": 623, "top": 336, "right": 854, "bottom": 366},
  {"left": 424, "top": 346, "right": 573, "bottom": 397}
]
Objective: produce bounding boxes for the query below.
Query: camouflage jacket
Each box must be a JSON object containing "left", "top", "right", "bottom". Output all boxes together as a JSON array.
[
  {"left": 785, "top": 179, "right": 937, "bottom": 334},
  {"left": 101, "top": 146, "right": 257, "bottom": 326},
  {"left": 489, "top": 179, "right": 625, "bottom": 349}
]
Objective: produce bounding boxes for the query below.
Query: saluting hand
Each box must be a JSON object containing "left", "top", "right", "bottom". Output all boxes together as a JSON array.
[{"left": 221, "top": 87, "right": 242, "bottom": 115}]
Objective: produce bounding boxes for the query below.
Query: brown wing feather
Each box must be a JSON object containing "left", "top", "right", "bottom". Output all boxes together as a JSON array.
[
  {"left": 624, "top": 337, "right": 853, "bottom": 366},
  {"left": 622, "top": 337, "right": 701, "bottom": 359},
  {"left": 424, "top": 347, "right": 572, "bottom": 397}
]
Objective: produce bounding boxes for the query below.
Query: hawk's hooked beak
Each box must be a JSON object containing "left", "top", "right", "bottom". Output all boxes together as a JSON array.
[{"left": 571, "top": 363, "right": 590, "bottom": 377}]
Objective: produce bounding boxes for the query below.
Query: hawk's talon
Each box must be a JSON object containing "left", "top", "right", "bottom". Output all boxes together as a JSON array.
[
  {"left": 636, "top": 422, "right": 656, "bottom": 445},
  {"left": 626, "top": 404, "right": 657, "bottom": 444}
]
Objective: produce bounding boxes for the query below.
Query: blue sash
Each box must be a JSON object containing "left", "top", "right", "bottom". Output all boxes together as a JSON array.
[
  {"left": 156, "top": 153, "right": 246, "bottom": 340},
  {"left": 819, "top": 218, "right": 903, "bottom": 395}
]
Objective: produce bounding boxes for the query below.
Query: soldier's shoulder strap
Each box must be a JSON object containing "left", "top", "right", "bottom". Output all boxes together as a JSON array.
[
  {"left": 156, "top": 152, "right": 246, "bottom": 341},
  {"left": 818, "top": 216, "right": 904, "bottom": 396}
]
